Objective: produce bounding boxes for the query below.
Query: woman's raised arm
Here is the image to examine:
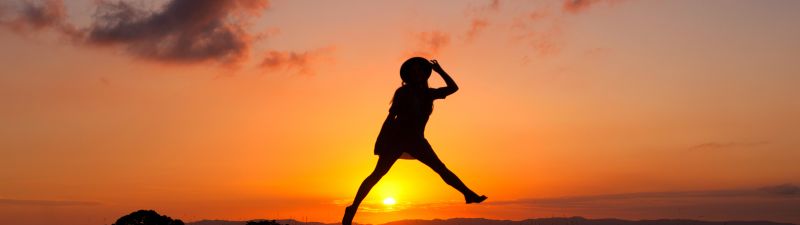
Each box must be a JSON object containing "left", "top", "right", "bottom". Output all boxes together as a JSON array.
[{"left": 431, "top": 59, "right": 458, "bottom": 96}]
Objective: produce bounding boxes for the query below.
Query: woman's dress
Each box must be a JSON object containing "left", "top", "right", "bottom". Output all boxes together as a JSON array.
[{"left": 374, "top": 86, "right": 450, "bottom": 159}]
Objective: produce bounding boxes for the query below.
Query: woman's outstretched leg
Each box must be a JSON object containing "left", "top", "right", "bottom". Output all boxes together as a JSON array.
[
  {"left": 413, "top": 142, "right": 487, "bottom": 204},
  {"left": 343, "top": 152, "right": 401, "bottom": 225}
]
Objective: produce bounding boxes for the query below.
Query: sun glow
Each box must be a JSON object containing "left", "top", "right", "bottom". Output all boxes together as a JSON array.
[{"left": 382, "top": 197, "right": 397, "bottom": 205}]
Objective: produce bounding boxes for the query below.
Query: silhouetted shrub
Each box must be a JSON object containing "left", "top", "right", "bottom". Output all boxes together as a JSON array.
[
  {"left": 112, "top": 209, "right": 184, "bottom": 225},
  {"left": 246, "top": 220, "right": 286, "bottom": 225}
]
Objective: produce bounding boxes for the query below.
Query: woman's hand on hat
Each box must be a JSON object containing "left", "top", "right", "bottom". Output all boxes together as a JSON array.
[{"left": 431, "top": 59, "right": 445, "bottom": 74}]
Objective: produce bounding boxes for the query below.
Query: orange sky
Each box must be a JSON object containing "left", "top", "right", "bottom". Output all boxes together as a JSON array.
[{"left": 1, "top": 1, "right": 799, "bottom": 225}]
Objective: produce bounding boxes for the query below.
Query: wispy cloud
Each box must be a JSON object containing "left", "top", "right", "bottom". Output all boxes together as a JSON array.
[
  {"left": 463, "top": 0, "right": 501, "bottom": 42},
  {"left": 464, "top": 0, "right": 501, "bottom": 16},
  {"left": 488, "top": 0, "right": 500, "bottom": 11},
  {"left": 465, "top": 18, "right": 489, "bottom": 41},
  {"left": 0, "top": 198, "right": 100, "bottom": 206},
  {"left": 395, "top": 184, "right": 800, "bottom": 210},
  {"left": 759, "top": 184, "right": 800, "bottom": 196},
  {"left": 511, "top": 0, "right": 625, "bottom": 59},
  {"left": 496, "top": 184, "right": 800, "bottom": 207},
  {"left": 689, "top": 141, "right": 769, "bottom": 151},
  {"left": 407, "top": 31, "right": 451, "bottom": 58},
  {"left": 0, "top": 0, "right": 333, "bottom": 73},
  {"left": 259, "top": 46, "right": 336, "bottom": 75},
  {"left": 562, "top": 0, "right": 623, "bottom": 14},
  {"left": 393, "top": 184, "right": 800, "bottom": 223},
  {"left": 510, "top": 6, "right": 564, "bottom": 58},
  {"left": 487, "top": 184, "right": 800, "bottom": 223}
]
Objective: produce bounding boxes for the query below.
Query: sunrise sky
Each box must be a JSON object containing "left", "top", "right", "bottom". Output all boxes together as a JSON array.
[{"left": 1, "top": 0, "right": 799, "bottom": 225}]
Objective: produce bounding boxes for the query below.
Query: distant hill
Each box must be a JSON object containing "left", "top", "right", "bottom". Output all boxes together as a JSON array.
[
  {"left": 186, "top": 217, "right": 796, "bottom": 225},
  {"left": 383, "top": 217, "right": 795, "bottom": 225},
  {"left": 188, "top": 219, "right": 328, "bottom": 225},
  {"left": 187, "top": 219, "right": 328, "bottom": 225}
]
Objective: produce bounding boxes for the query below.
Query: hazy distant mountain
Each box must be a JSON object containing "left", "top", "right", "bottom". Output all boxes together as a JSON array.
[
  {"left": 186, "top": 217, "right": 796, "bottom": 225},
  {"left": 384, "top": 217, "right": 795, "bottom": 225}
]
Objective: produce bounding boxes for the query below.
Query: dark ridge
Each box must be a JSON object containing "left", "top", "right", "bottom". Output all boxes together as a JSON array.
[
  {"left": 189, "top": 219, "right": 330, "bottom": 225},
  {"left": 187, "top": 217, "right": 796, "bottom": 225}
]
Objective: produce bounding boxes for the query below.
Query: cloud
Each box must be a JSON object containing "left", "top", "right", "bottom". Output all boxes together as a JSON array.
[
  {"left": 527, "top": 26, "right": 563, "bottom": 57},
  {"left": 465, "top": 0, "right": 501, "bottom": 15},
  {"left": 562, "top": 0, "right": 622, "bottom": 14},
  {"left": 510, "top": 1, "right": 626, "bottom": 60},
  {"left": 462, "top": 0, "right": 501, "bottom": 42},
  {"left": 394, "top": 184, "right": 800, "bottom": 210},
  {"left": 473, "top": 0, "right": 501, "bottom": 13},
  {"left": 366, "top": 184, "right": 800, "bottom": 223},
  {"left": 465, "top": 18, "right": 489, "bottom": 41},
  {"left": 689, "top": 141, "right": 769, "bottom": 151},
  {"left": 584, "top": 47, "right": 611, "bottom": 57},
  {"left": 5, "top": 0, "right": 64, "bottom": 31},
  {"left": 488, "top": 184, "right": 800, "bottom": 208},
  {"left": 458, "top": 184, "right": 800, "bottom": 223},
  {"left": 84, "top": 0, "right": 269, "bottom": 66},
  {"left": 489, "top": 0, "right": 501, "bottom": 11},
  {"left": 0, "top": 198, "right": 100, "bottom": 206},
  {"left": 407, "top": 31, "right": 451, "bottom": 58},
  {"left": 511, "top": 11, "right": 564, "bottom": 57},
  {"left": 759, "top": 184, "right": 800, "bottom": 196},
  {"left": 259, "top": 46, "right": 336, "bottom": 75},
  {"left": 0, "top": 0, "right": 78, "bottom": 37},
  {"left": 509, "top": 5, "right": 564, "bottom": 58},
  {"left": 1, "top": 0, "right": 333, "bottom": 72}
]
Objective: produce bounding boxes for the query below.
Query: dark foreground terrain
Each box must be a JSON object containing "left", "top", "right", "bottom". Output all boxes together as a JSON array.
[{"left": 188, "top": 217, "right": 796, "bottom": 225}]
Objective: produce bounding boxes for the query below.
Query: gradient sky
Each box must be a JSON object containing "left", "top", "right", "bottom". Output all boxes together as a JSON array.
[{"left": 1, "top": 0, "right": 799, "bottom": 225}]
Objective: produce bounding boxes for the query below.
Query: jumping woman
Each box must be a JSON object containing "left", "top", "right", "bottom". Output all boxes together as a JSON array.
[{"left": 342, "top": 57, "right": 487, "bottom": 225}]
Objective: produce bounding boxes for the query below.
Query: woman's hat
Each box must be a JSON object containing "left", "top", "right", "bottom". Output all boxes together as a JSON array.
[{"left": 400, "top": 57, "right": 432, "bottom": 84}]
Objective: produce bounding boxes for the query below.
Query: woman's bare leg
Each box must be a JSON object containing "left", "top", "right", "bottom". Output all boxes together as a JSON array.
[
  {"left": 412, "top": 142, "right": 482, "bottom": 201},
  {"left": 343, "top": 152, "right": 401, "bottom": 225}
]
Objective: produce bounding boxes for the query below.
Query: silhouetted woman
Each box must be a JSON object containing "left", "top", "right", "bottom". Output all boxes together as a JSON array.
[{"left": 342, "top": 57, "right": 487, "bottom": 225}]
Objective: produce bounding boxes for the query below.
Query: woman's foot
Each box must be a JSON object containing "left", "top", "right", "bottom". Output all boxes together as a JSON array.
[
  {"left": 465, "top": 194, "right": 488, "bottom": 204},
  {"left": 342, "top": 205, "right": 357, "bottom": 225}
]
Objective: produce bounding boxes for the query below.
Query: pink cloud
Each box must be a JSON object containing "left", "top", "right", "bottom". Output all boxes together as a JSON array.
[
  {"left": 259, "top": 46, "right": 336, "bottom": 75},
  {"left": 488, "top": 0, "right": 501, "bottom": 11},
  {"left": 511, "top": 6, "right": 565, "bottom": 58},
  {"left": 407, "top": 31, "right": 451, "bottom": 58},
  {"left": 462, "top": 0, "right": 502, "bottom": 41},
  {"left": 465, "top": 18, "right": 489, "bottom": 41},
  {"left": 511, "top": 1, "right": 625, "bottom": 59},
  {"left": 562, "top": 0, "right": 623, "bottom": 14},
  {"left": 689, "top": 141, "right": 769, "bottom": 151}
]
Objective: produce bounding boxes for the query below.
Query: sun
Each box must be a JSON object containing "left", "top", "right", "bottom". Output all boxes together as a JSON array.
[{"left": 382, "top": 197, "right": 397, "bottom": 205}]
